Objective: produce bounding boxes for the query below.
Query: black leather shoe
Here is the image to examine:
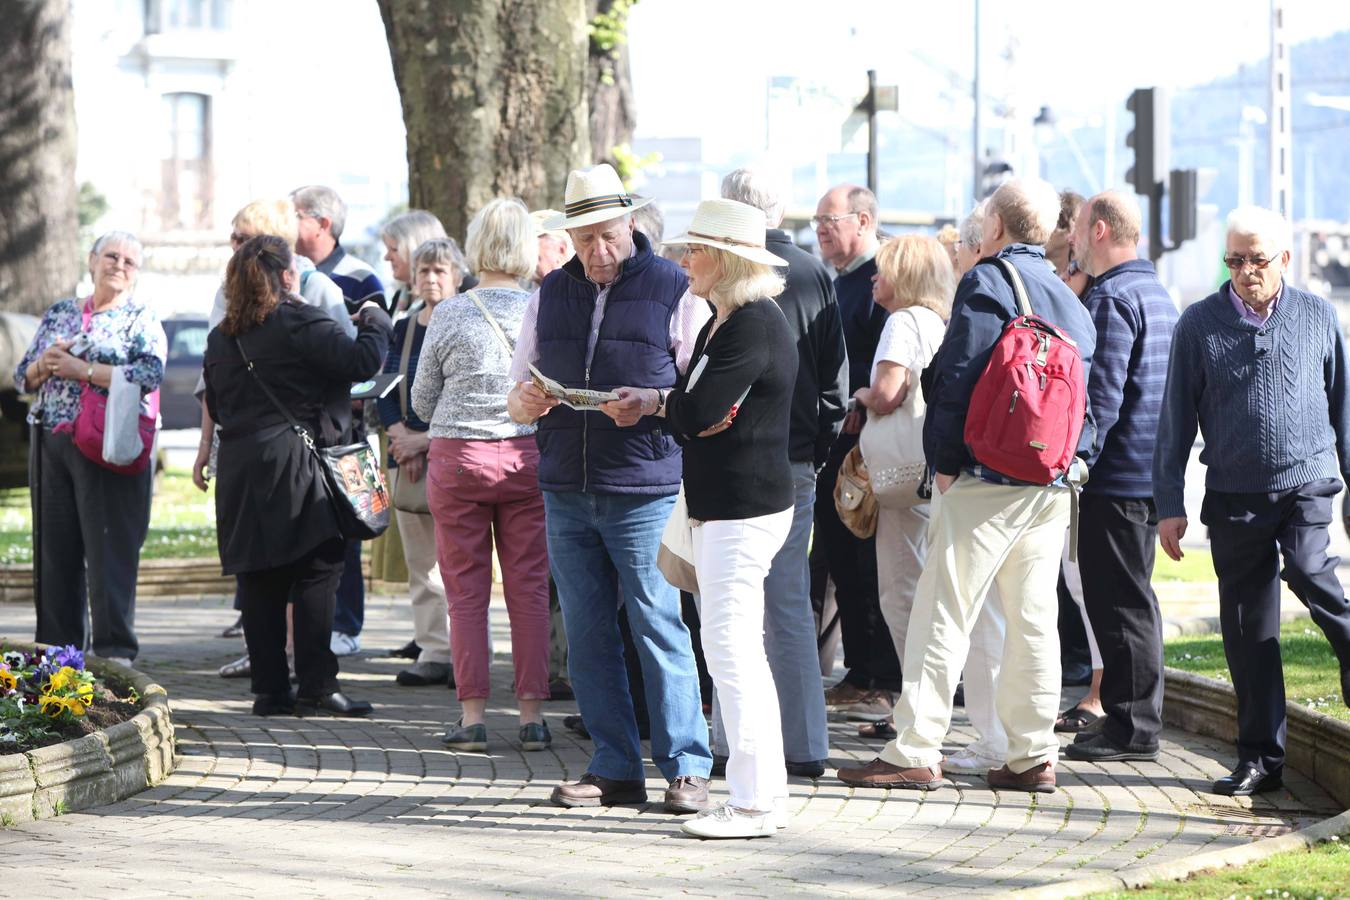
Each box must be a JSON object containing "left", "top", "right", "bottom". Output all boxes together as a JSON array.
[
  {"left": 786, "top": 759, "right": 827, "bottom": 778},
  {"left": 1212, "top": 764, "right": 1282, "bottom": 797},
  {"left": 295, "top": 691, "right": 374, "bottom": 718},
  {"left": 251, "top": 692, "right": 295, "bottom": 716},
  {"left": 390, "top": 640, "right": 421, "bottom": 660},
  {"left": 547, "top": 677, "right": 574, "bottom": 701},
  {"left": 563, "top": 714, "right": 590, "bottom": 739}
]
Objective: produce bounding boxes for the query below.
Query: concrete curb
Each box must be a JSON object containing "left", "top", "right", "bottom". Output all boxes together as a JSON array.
[
  {"left": 1005, "top": 667, "right": 1350, "bottom": 898},
  {"left": 0, "top": 643, "right": 175, "bottom": 825}
]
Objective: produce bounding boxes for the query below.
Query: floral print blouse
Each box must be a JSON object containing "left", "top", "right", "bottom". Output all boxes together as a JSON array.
[{"left": 13, "top": 297, "right": 167, "bottom": 428}]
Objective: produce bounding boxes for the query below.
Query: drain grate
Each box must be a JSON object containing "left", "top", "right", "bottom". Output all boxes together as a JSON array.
[{"left": 1225, "top": 822, "right": 1296, "bottom": 837}]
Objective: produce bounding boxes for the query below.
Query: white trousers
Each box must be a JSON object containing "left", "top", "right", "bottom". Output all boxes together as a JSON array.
[
  {"left": 692, "top": 507, "right": 793, "bottom": 812},
  {"left": 876, "top": 504, "right": 930, "bottom": 668},
  {"left": 394, "top": 505, "right": 452, "bottom": 664},
  {"left": 1061, "top": 542, "right": 1101, "bottom": 668},
  {"left": 962, "top": 586, "right": 1009, "bottom": 760},
  {"left": 881, "top": 477, "right": 1068, "bottom": 773}
]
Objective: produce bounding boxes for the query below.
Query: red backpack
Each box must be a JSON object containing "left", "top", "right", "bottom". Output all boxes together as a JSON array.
[{"left": 963, "top": 258, "right": 1086, "bottom": 484}]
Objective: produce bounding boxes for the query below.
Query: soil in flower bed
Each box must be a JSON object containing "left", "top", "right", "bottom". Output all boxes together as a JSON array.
[{"left": 2, "top": 678, "right": 142, "bottom": 756}]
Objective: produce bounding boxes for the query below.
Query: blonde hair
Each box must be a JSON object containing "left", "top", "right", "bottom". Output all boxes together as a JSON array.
[
  {"left": 704, "top": 246, "right": 785, "bottom": 309},
  {"left": 935, "top": 224, "right": 960, "bottom": 248},
  {"left": 466, "top": 198, "right": 537, "bottom": 280},
  {"left": 875, "top": 235, "right": 956, "bottom": 320},
  {"left": 381, "top": 210, "right": 447, "bottom": 286},
  {"left": 233, "top": 199, "right": 298, "bottom": 248},
  {"left": 989, "top": 177, "right": 1061, "bottom": 246}
]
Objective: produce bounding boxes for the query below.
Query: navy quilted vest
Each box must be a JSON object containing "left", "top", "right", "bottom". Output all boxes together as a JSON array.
[{"left": 535, "top": 232, "right": 688, "bottom": 494}]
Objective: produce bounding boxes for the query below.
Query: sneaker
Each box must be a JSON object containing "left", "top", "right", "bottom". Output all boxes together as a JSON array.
[
  {"left": 330, "top": 632, "right": 361, "bottom": 657},
  {"left": 519, "top": 721, "right": 552, "bottom": 751},
  {"left": 395, "top": 661, "right": 453, "bottom": 687},
  {"left": 831, "top": 689, "right": 895, "bottom": 722},
  {"left": 441, "top": 720, "right": 488, "bottom": 751},
  {"left": 218, "top": 654, "right": 251, "bottom": 679},
  {"left": 680, "top": 803, "right": 776, "bottom": 839},
  {"left": 664, "top": 775, "right": 710, "bottom": 814},
  {"left": 987, "top": 762, "right": 1056, "bottom": 793},
  {"left": 942, "top": 749, "right": 1004, "bottom": 775}
]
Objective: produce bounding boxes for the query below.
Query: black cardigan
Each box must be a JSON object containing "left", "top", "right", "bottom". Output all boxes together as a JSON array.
[
  {"left": 665, "top": 298, "right": 797, "bottom": 521},
  {"left": 203, "top": 300, "right": 391, "bottom": 573}
]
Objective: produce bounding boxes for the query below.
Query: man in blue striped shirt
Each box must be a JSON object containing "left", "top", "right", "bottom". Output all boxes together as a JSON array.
[{"left": 1063, "top": 191, "right": 1177, "bottom": 763}]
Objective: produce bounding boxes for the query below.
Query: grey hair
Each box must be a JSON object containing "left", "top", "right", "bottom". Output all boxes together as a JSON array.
[
  {"left": 381, "top": 210, "right": 448, "bottom": 285},
  {"left": 989, "top": 177, "right": 1061, "bottom": 246},
  {"left": 89, "top": 231, "right": 143, "bottom": 274},
  {"left": 720, "top": 168, "right": 785, "bottom": 228},
  {"left": 1226, "top": 205, "right": 1292, "bottom": 252},
  {"left": 290, "top": 185, "right": 348, "bottom": 239},
  {"left": 959, "top": 201, "right": 987, "bottom": 250}
]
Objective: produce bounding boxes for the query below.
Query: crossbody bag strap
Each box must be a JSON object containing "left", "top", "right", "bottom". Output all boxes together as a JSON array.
[
  {"left": 235, "top": 336, "right": 316, "bottom": 450},
  {"left": 396, "top": 316, "right": 417, "bottom": 420},
  {"left": 465, "top": 289, "right": 515, "bottom": 355},
  {"left": 992, "top": 257, "right": 1034, "bottom": 318}
]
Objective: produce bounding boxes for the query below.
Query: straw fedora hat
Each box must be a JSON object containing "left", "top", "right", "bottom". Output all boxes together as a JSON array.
[
  {"left": 663, "top": 199, "right": 787, "bottom": 267},
  {"left": 544, "top": 164, "right": 652, "bottom": 230},
  {"left": 529, "top": 209, "right": 569, "bottom": 241}
]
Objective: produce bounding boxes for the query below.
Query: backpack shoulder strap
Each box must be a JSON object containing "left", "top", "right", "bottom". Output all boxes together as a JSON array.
[{"left": 991, "top": 257, "right": 1034, "bottom": 318}]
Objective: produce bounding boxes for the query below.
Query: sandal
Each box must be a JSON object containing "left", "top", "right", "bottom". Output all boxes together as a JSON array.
[
  {"left": 857, "top": 717, "right": 896, "bottom": 740},
  {"left": 1054, "top": 705, "right": 1102, "bottom": 733},
  {"left": 218, "top": 654, "right": 251, "bottom": 679}
]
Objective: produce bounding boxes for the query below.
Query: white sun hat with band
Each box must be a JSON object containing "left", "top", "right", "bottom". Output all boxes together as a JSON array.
[
  {"left": 662, "top": 198, "right": 787, "bottom": 267},
  {"left": 544, "top": 163, "right": 652, "bottom": 230}
]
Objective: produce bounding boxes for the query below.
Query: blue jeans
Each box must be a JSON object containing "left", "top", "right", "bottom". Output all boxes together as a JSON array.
[
  {"left": 544, "top": 490, "right": 712, "bottom": 782},
  {"left": 712, "top": 461, "right": 829, "bottom": 762},
  {"left": 331, "top": 539, "right": 364, "bottom": 637}
]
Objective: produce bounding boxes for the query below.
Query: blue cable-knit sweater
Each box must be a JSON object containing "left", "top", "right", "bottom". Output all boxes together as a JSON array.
[
  {"left": 1152, "top": 281, "right": 1350, "bottom": 520},
  {"left": 1082, "top": 259, "right": 1177, "bottom": 497}
]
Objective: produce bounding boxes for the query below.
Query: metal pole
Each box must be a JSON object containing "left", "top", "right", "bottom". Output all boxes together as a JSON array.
[
  {"left": 972, "top": 0, "right": 981, "bottom": 203},
  {"left": 867, "top": 69, "right": 878, "bottom": 195},
  {"left": 1269, "top": 0, "right": 1292, "bottom": 217},
  {"left": 29, "top": 410, "right": 42, "bottom": 634},
  {"left": 1149, "top": 182, "right": 1165, "bottom": 264}
]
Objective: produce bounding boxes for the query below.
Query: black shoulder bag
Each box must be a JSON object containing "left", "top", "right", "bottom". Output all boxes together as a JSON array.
[{"left": 236, "top": 337, "right": 391, "bottom": 541}]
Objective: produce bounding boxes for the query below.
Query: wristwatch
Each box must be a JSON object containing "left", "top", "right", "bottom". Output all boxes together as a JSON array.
[
  {"left": 86, "top": 363, "right": 95, "bottom": 382},
  {"left": 654, "top": 388, "right": 669, "bottom": 416}
]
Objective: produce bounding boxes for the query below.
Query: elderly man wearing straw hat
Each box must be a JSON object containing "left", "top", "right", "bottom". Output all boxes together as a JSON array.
[{"left": 507, "top": 164, "right": 715, "bottom": 813}]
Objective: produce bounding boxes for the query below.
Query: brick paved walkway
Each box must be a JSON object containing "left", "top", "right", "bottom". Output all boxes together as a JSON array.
[{"left": 0, "top": 595, "right": 1341, "bottom": 897}]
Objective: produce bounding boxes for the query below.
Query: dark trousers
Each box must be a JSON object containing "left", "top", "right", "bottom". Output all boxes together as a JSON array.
[
  {"left": 238, "top": 537, "right": 346, "bottom": 698},
  {"left": 1078, "top": 494, "right": 1164, "bottom": 749},
  {"left": 31, "top": 428, "right": 151, "bottom": 659},
  {"left": 1202, "top": 478, "right": 1350, "bottom": 773},
  {"left": 331, "top": 539, "right": 364, "bottom": 636},
  {"left": 814, "top": 433, "right": 901, "bottom": 690}
]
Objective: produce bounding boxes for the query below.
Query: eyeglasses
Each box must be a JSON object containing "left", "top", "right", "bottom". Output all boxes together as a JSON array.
[
  {"left": 102, "top": 252, "right": 139, "bottom": 271},
  {"left": 811, "top": 212, "right": 859, "bottom": 230},
  {"left": 1222, "top": 253, "right": 1280, "bottom": 272},
  {"left": 680, "top": 245, "right": 706, "bottom": 257}
]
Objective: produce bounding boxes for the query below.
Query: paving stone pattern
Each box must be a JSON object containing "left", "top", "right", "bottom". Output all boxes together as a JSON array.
[{"left": 0, "top": 596, "right": 1340, "bottom": 898}]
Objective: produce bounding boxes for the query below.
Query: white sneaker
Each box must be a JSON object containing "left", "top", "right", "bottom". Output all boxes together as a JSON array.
[
  {"left": 330, "top": 632, "right": 361, "bottom": 657},
  {"left": 943, "top": 749, "right": 1004, "bottom": 774},
  {"left": 681, "top": 803, "right": 776, "bottom": 839}
]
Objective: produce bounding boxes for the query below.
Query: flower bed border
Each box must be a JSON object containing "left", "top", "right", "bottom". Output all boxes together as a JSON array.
[{"left": 0, "top": 647, "right": 174, "bottom": 825}]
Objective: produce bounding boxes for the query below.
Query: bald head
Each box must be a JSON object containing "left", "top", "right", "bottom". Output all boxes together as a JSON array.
[
  {"left": 815, "top": 183, "right": 878, "bottom": 268},
  {"left": 1072, "top": 190, "right": 1142, "bottom": 276}
]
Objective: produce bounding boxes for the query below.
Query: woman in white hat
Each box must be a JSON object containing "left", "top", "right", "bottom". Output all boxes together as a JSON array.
[{"left": 607, "top": 197, "right": 798, "bottom": 839}]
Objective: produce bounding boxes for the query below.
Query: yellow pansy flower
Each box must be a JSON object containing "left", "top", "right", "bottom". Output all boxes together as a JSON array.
[
  {"left": 39, "top": 695, "right": 70, "bottom": 717},
  {"left": 0, "top": 667, "right": 16, "bottom": 693}
]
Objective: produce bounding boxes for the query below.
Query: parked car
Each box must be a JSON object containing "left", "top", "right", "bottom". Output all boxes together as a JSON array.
[{"left": 161, "top": 316, "right": 209, "bottom": 431}]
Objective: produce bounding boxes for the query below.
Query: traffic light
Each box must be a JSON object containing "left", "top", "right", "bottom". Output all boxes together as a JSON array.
[
  {"left": 1168, "top": 168, "right": 1217, "bottom": 245},
  {"left": 1125, "top": 87, "right": 1170, "bottom": 197}
]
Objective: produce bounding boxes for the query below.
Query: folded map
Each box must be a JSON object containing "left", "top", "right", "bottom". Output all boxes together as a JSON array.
[{"left": 529, "top": 365, "right": 619, "bottom": 412}]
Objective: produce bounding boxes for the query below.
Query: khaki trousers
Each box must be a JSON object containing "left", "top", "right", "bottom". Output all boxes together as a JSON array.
[
  {"left": 880, "top": 476, "right": 1068, "bottom": 774},
  {"left": 394, "top": 504, "right": 452, "bottom": 665}
]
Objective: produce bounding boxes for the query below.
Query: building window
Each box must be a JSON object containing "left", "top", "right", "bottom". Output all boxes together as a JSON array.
[
  {"left": 144, "top": 0, "right": 230, "bottom": 34},
  {"left": 159, "top": 93, "right": 213, "bottom": 231}
]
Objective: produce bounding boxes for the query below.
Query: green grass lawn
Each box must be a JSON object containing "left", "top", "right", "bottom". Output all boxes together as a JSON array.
[
  {"left": 1152, "top": 547, "right": 1216, "bottom": 583},
  {"left": 1164, "top": 619, "right": 1347, "bottom": 721},
  {"left": 0, "top": 466, "right": 215, "bottom": 564},
  {"left": 1091, "top": 831, "right": 1350, "bottom": 899}
]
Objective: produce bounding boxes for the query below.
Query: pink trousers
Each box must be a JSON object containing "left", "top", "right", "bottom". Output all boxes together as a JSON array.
[{"left": 427, "top": 436, "right": 550, "bottom": 701}]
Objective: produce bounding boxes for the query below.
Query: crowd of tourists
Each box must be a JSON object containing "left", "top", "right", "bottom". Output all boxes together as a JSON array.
[{"left": 15, "top": 158, "right": 1350, "bottom": 840}]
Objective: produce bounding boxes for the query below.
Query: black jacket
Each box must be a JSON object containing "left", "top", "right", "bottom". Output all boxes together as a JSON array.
[
  {"left": 764, "top": 229, "right": 849, "bottom": 468},
  {"left": 203, "top": 300, "right": 391, "bottom": 573}
]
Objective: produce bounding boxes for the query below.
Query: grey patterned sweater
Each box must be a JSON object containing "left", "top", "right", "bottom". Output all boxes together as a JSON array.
[
  {"left": 1153, "top": 282, "right": 1350, "bottom": 519},
  {"left": 410, "top": 287, "right": 536, "bottom": 441}
]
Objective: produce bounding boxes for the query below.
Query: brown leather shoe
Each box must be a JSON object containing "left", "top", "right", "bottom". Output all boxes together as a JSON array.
[
  {"left": 663, "top": 775, "right": 710, "bottom": 814},
  {"left": 550, "top": 773, "right": 648, "bottom": 808},
  {"left": 836, "top": 758, "right": 948, "bottom": 790},
  {"left": 987, "top": 762, "right": 1056, "bottom": 793},
  {"left": 824, "top": 680, "right": 869, "bottom": 707}
]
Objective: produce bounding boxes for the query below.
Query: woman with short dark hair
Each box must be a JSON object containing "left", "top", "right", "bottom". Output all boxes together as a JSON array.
[{"left": 202, "top": 235, "right": 391, "bottom": 717}]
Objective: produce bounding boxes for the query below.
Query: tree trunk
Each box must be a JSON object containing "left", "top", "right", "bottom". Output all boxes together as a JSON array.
[
  {"left": 377, "top": 0, "right": 590, "bottom": 241},
  {"left": 0, "top": 0, "right": 80, "bottom": 316},
  {"left": 586, "top": 0, "right": 636, "bottom": 170}
]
